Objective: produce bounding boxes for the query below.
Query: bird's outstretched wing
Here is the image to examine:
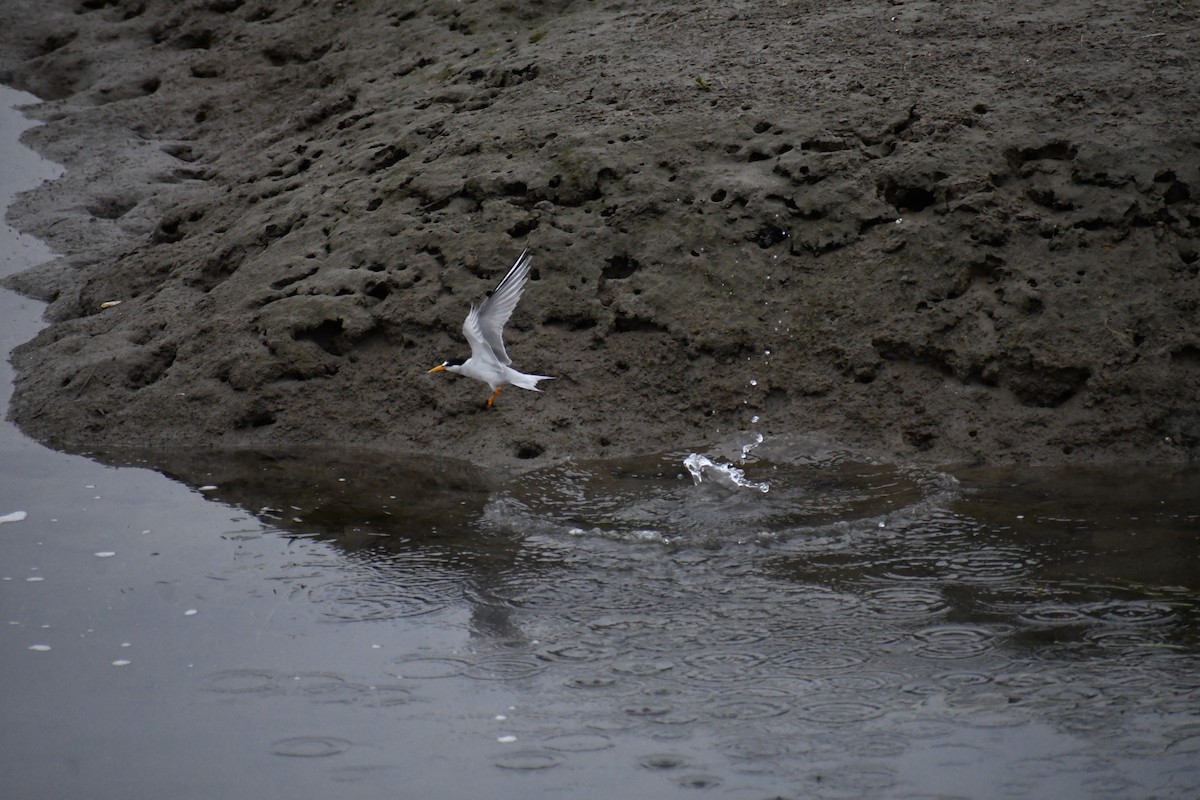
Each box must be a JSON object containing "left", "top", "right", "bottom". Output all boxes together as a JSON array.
[
  {"left": 461, "top": 304, "right": 497, "bottom": 366},
  {"left": 471, "top": 248, "right": 531, "bottom": 366}
]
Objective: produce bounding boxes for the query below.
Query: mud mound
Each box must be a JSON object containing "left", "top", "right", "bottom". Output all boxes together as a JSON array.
[{"left": 1, "top": 0, "right": 1197, "bottom": 468}]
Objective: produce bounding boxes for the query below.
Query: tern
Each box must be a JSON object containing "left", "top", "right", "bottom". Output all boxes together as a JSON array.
[{"left": 426, "top": 248, "right": 554, "bottom": 407}]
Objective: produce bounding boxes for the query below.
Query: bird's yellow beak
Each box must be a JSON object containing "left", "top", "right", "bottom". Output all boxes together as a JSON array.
[{"left": 427, "top": 364, "right": 447, "bottom": 374}]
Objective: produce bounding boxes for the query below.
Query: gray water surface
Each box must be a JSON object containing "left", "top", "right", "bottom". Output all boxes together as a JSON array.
[{"left": 3, "top": 88, "right": 1199, "bottom": 800}]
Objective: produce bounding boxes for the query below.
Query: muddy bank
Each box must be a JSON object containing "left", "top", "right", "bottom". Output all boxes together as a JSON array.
[{"left": 1, "top": 0, "right": 1198, "bottom": 469}]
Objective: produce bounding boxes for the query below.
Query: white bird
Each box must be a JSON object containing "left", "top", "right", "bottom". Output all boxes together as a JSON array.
[{"left": 426, "top": 248, "right": 554, "bottom": 407}]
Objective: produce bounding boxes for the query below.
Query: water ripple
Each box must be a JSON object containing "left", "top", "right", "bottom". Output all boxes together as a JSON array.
[
  {"left": 680, "top": 651, "right": 771, "bottom": 684},
  {"left": 306, "top": 577, "right": 449, "bottom": 621},
  {"left": 792, "top": 698, "right": 886, "bottom": 723},
  {"left": 270, "top": 736, "right": 351, "bottom": 758},
  {"left": 773, "top": 647, "right": 871, "bottom": 674},
  {"left": 199, "top": 669, "right": 282, "bottom": 695},
  {"left": 912, "top": 625, "right": 999, "bottom": 659},
  {"left": 493, "top": 750, "right": 561, "bottom": 770},
  {"left": 542, "top": 733, "right": 614, "bottom": 752},
  {"left": 708, "top": 697, "right": 792, "bottom": 720},
  {"left": 864, "top": 585, "right": 949, "bottom": 618},
  {"left": 461, "top": 654, "right": 547, "bottom": 681},
  {"left": 1083, "top": 600, "right": 1178, "bottom": 625}
]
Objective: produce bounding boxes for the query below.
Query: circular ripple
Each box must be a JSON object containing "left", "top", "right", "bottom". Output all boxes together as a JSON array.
[
  {"left": 676, "top": 774, "right": 723, "bottom": 789},
  {"left": 793, "top": 699, "right": 885, "bottom": 723},
  {"left": 877, "top": 557, "right": 943, "bottom": 582},
  {"left": 719, "top": 736, "right": 793, "bottom": 761},
  {"left": 493, "top": 750, "right": 561, "bottom": 770},
  {"left": 912, "top": 626, "right": 997, "bottom": 659},
  {"left": 199, "top": 669, "right": 281, "bottom": 695},
  {"left": 543, "top": 733, "right": 613, "bottom": 752},
  {"left": 389, "top": 656, "right": 470, "bottom": 679},
  {"left": 270, "top": 736, "right": 351, "bottom": 758},
  {"left": 1019, "top": 605, "right": 1090, "bottom": 625},
  {"left": 1082, "top": 628, "right": 1162, "bottom": 649},
  {"left": 639, "top": 753, "right": 688, "bottom": 770},
  {"left": 1083, "top": 601, "right": 1177, "bottom": 625},
  {"left": 287, "top": 671, "right": 350, "bottom": 701},
  {"left": 709, "top": 698, "right": 791, "bottom": 720},
  {"left": 1029, "top": 684, "right": 1104, "bottom": 709},
  {"left": 937, "top": 548, "right": 1033, "bottom": 582},
  {"left": 623, "top": 703, "right": 674, "bottom": 718},
  {"left": 994, "top": 671, "right": 1060, "bottom": 692},
  {"left": 932, "top": 670, "right": 994, "bottom": 689},
  {"left": 307, "top": 578, "right": 448, "bottom": 621},
  {"left": 821, "top": 671, "right": 903, "bottom": 693},
  {"left": 537, "top": 640, "right": 620, "bottom": 663},
  {"left": 802, "top": 766, "right": 896, "bottom": 793},
  {"left": 680, "top": 651, "right": 770, "bottom": 684},
  {"left": 702, "top": 626, "right": 772, "bottom": 647},
  {"left": 565, "top": 675, "right": 619, "bottom": 690},
  {"left": 611, "top": 658, "right": 675, "bottom": 676},
  {"left": 864, "top": 585, "right": 949, "bottom": 618},
  {"left": 772, "top": 647, "right": 870, "bottom": 673},
  {"left": 357, "top": 685, "right": 414, "bottom": 707},
  {"left": 461, "top": 655, "right": 547, "bottom": 681},
  {"left": 791, "top": 588, "right": 864, "bottom": 615}
]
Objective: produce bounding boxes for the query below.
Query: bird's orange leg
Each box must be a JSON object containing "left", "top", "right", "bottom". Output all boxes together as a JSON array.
[{"left": 486, "top": 386, "right": 504, "bottom": 408}]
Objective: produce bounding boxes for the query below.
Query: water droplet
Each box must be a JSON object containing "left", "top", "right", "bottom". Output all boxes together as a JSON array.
[
  {"left": 28, "top": 644, "right": 50, "bottom": 651},
  {"left": 94, "top": 551, "right": 116, "bottom": 558}
]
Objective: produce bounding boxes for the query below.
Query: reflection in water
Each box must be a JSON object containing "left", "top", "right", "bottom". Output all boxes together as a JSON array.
[{"left": 92, "top": 445, "right": 1200, "bottom": 796}]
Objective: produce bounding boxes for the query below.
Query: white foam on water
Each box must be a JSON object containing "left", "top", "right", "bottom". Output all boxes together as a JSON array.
[{"left": 0, "top": 510, "right": 27, "bottom": 524}]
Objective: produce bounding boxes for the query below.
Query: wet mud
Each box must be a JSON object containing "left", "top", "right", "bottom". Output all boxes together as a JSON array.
[{"left": 1, "top": 0, "right": 1198, "bottom": 469}]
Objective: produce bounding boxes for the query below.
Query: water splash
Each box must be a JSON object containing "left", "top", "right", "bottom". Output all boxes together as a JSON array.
[
  {"left": 740, "top": 432, "right": 764, "bottom": 462},
  {"left": 683, "top": 453, "right": 770, "bottom": 494}
]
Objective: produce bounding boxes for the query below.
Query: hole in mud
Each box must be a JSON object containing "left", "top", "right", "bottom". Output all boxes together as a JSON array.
[
  {"left": 515, "top": 442, "right": 545, "bottom": 459},
  {"left": 177, "top": 29, "right": 215, "bottom": 49},
  {"left": 507, "top": 218, "right": 538, "bottom": 237},
  {"left": 293, "top": 319, "right": 346, "bottom": 357},
  {"left": 40, "top": 31, "right": 77, "bottom": 54},
  {"left": 752, "top": 224, "right": 789, "bottom": 249},
  {"left": 602, "top": 255, "right": 639, "bottom": 280},
  {"left": 236, "top": 409, "right": 277, "bottom": 429},
  {"left": 543, "top": 314, "right": 597, "bottom": 331},
  {"left": 710, "top": 189, "right": 727, "bottom": 202},
  {"left": 881, "top": 181, "right": 936, "bottom": 213}
]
